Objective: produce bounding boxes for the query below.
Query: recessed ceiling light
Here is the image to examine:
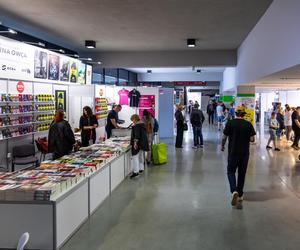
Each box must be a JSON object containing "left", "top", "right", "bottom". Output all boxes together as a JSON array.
[
  {"left": 8, "top": 29, "right": 17, "bottom": 34},
  {"left": 59, "top": 49, "right": 65, "bottom": 53},
  {"left": 85, "top": 40, "right": 96, "bottom": 49},
  {"left": 79, "top": 57, "right": 93, "bottom": 61},
  {"left": 74, "top": 54, "right": 79, "bottom": 58},
  {"left": 147, "top": 70, "right": 152, "bottom": 74},
  {"left": 97, "top": 61, "right": 102, "bottom": 64},
  {"left": 187, "top": 39, "right": 196, "bottom": 48}
]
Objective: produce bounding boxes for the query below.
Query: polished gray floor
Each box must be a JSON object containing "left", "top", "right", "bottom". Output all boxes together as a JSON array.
[{"left": 62, "top": 124, "right": 300, "bottom": 250}]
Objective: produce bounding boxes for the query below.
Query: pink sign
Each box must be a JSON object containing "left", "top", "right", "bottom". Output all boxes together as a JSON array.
[{"left": 138, "top": 95, "right": 155, "bottom": 118}]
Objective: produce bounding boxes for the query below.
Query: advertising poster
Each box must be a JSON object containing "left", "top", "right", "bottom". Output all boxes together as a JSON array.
[
  {"left": 59, "top": 58, "right": 70, "bottom": 81},
  {"left": 70, "top": 61, "right": 78, "bottom": 83},
  {"left": 34, "top": 50, "right": 48, "bottom": 79},
  {"left": 78, "top": 63, "right": 86, "bottom": 84},
  {"left": 235, "top": 95, "right": 256, "bottom": 126},
  {"left": 86, "top": 65, "right": 92, "bottom": 85},
  {"left": 138, "top": 95, "right": 155, "bottom": 118},
  {"left": 55, "top": 90, "right": 66, "bottom": 112},
  {"left": 0, "top": 36, "right": 34, "bottom": 80},
  {"left": 48, "top": 54, "right": 59, "bottom": 80}
]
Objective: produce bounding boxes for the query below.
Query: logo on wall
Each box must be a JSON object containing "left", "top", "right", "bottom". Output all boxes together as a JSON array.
[
  {"left": 34, "top": 50, "right": 48, "bottom": 79},
  {"left": 16, "top": 81, "right": 25, "bottom": 93},
  {"left": 55, "top": 90, "right": 66, "bottom": 112}
]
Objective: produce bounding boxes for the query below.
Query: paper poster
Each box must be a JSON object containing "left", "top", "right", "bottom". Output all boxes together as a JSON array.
[
  {"left": 78, "top": 63, "right": 86, "bottom": 84},
  {"left": 59, "top": 58, "right": 70, "bottom": 81},
  {"left": 235, "top": 96, "right": 255, "bottom": 126},
  {"left": 69, "top": 61, "right": 78, "bottom": 83},
  {"left": 138, "top": 95, "right": 155, "bottom": 118},
  {"left": 48, "top": 54, "right": 59, "bottom": 80},
  {"left": 55, "top": 90, "right": 66, "bottom": 112},
  {"left": 86, "top": 65, "right": 92, "bottom": 85},
  {"left": 34, "top": 50, "right": 48, "bottom": 79}
]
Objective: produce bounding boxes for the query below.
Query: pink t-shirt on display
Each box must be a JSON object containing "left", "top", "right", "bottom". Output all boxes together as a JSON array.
[{"left": 118, "top": 89, "right": 129, "bottom": 105}]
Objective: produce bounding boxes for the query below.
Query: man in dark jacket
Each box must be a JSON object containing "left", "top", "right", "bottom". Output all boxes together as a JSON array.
[
  {"left": 207, "top": 100, "right": 215, "bottom": 125},
  {"left": 130, "top": 114, "right": 149, "bottom": 179},
  {"left": 190, "top": 104, "right": 205, "bottom": 148},
  {"left": 48, "top": 110, "right": 75, "bottom": 160}
]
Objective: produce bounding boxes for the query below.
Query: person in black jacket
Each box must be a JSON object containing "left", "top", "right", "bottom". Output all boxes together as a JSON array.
[
  {"left": 79, "top": 106, "right": 98, "bottom": 147},
  {"left": 207, "top": 100, "right": 215, "bottom": 125},
  {"left": 190, "top": 104, "right": 205, "bottom": 148},
  {"left": 48, "top": 110, "right": 75, "bottom": 160},
  {"left": 175, "top": 105, "right": 185, "bottom": 148},
  {"left": 130, "top": 114, "right": 149, "bottom": 179}
]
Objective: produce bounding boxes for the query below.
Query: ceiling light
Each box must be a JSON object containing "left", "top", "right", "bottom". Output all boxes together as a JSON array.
[
  {"left": 49, "top": 48, "right": 65, "bottom": 54},
  {"left": 59, "top": 49, "right": 65, "bottom": 53},
  {"left": 196, "top": 69, "right": 201, "bottom": 74},
  {"left": 74, "top": 54, "right": 79, "bottom": 58},
  {"left": 85, "top": 40, "right": 96, "bottom": 49},
  {"left": 187, "top": 39, "right": 196, "bottom": 48},
  {"left": 79, "top": 57, "right": 93, "bottom": 61},
  {"left": 97, "top": 61, "right": 102, "bottom": 64},
  {"left": 0, "top": 29, "right": 17, "bottom": 34},
  {"left": 8, "top": 29, "right": 17, "bottom": 34},
  {"left": 23, "top": 41, "right": 45, "bottom": 47},
  {"left": 147, "top": 70, "right": 152, "bottom": 74}
]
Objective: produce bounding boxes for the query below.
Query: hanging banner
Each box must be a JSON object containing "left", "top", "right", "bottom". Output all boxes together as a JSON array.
[
  {"left": 0, "top": 35, "right": 89, "bottom": 84},
  {"left": 0, "top": 36, "right": 34, "bottom": 80},
  {"left": 235, "top": 93, "right": 255, "bottom": 126}
]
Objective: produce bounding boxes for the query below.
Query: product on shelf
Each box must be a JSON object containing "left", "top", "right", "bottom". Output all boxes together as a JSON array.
[
  {"left": 95, "top": 97, "right": 108, "bottom": 120},
  {"left": 35, "top": 94, "right": 54, "bottom": 102}
]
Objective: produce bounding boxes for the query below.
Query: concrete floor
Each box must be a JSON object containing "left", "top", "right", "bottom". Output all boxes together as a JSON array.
[{"left": 61, "top": 124, "right": 300, "bottom": 250}]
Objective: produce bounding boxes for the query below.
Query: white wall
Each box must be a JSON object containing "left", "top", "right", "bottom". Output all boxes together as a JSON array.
[
  {"left": 221, "top": 67, "right": 236, "bottom": 92},
  {"left": 237, "top": 0, "right": 300, "bottom": 85},
  {"left": 138, "top": 72, "right": 223, "bottom": 82}
]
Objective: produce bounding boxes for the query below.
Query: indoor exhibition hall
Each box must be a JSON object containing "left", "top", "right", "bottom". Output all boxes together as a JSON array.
[{"left": 0, "top": 0, "right": 300, "bottom": 250}]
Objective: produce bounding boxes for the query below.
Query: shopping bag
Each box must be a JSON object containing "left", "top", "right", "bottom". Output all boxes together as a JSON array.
[{"left": 152, "top": 143, "right": 167, "bottom": 165}]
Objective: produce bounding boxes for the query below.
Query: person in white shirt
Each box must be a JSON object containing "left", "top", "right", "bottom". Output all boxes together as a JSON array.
[
  {"left": 216, "top": 103, "right": 224, "bottom": 131},
  {"left": 266, "top": 112, "right": 280, "bottom": 151},
  {"left": 284, "top": 105, "right": 293, "bottom": 141}
]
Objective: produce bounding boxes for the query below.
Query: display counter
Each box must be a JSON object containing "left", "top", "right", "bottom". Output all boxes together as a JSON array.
[{"left": 0, "top": 138, "right": 132, "bottom": 250}]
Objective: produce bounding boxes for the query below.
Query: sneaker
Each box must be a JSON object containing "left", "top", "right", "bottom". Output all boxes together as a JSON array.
[
  {"left": 199, "top": 144, "right": 204, "bottom": 148},
  {"left": 192, "top": 146, "right": 198, "bottom": 149},
  {"left": 266, "top": 146, "right": 272, "bottom": 149},
  {"left": 231, "top": 191, "right": 239, "bottom": 206},
  {"left": 238, "top": 196, "right": 244, "bottom": 202},
  {"left": 130, "top": 172, "right": 139, "bottom": 179},
  {"left": 139, "top": 170, "right": 144, "bottom": 174},
  {"left": 236, "top": 201, "right": 243, "bottom": 210},
  {"left": 275, "top": 148, "right": 280, "bottom": 151}
]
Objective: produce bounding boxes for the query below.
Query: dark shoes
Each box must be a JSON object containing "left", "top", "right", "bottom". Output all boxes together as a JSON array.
[
  {"left": 139, "top": 170, "right": 144, "bottom": 174},
  {"left": 275, "top": 148, "right": 280, "bottom": 151},
  {"left": 130, "top": 172, "right": 139, "bottom": 179},
  {"left": 266, "top": 146, "right": 272, "bottom": 149}
]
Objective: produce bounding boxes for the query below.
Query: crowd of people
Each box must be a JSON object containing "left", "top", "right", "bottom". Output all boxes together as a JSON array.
[{"left": 266, "top": 104, "right": 300, "bottom": 151}]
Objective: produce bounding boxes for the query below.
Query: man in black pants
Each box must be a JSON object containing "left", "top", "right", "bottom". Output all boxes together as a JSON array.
[
  {"left": 207, "top": 100, "right": 215, "bottom": 125},
  {"left": 221, "top": 106, "right": 256, "bottom": 209},
  {"left": 291, "top": 107, "right": 300, "bottom": 150},
  {"left": 175, "top": 105, "right": 185, "bottom": 148}
]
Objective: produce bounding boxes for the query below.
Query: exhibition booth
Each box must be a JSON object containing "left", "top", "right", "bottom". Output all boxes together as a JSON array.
[{"left": 0, "top": 34, "right": 175, "bottom": 249}]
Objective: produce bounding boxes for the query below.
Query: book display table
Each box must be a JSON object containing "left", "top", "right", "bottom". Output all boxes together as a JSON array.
[{"left": 0, "top": 138, "right": 132, "bottom": 250}]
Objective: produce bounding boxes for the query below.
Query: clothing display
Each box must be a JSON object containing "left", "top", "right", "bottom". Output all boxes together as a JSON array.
[
  {"left": 118, "top": 88, "right": 129, "bottom": 105},
  {"left": 128, "top": 89, "right": 141, "bottom": 107}
]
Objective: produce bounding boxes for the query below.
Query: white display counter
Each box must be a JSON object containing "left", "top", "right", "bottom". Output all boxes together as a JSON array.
[{"left": 0, "top": 149, "right": 131, "bottom": 250}]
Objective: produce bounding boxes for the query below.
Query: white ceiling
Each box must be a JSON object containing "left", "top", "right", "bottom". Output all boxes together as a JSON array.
[
  {"left": 126, "top": 67, "right": 225, "bottom": 74},
  {"left": 0, "top": 0, "right": 272, "bottom": 52}
]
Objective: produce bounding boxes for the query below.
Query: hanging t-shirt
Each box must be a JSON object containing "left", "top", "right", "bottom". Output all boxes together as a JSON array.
[
  {"left": 118, "top": 89, "right": 129, "bottom": 105},
  {"left": 128, "top": 89, "right": 141, "bottom": 107}
]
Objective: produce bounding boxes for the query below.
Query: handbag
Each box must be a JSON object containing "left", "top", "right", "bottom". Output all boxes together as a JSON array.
[{"left": 183, "top": 123, "right": 188, "bottom": 131}]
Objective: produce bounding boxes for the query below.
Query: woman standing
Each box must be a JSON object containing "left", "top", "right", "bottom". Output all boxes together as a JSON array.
[
  {"left": 130, "top": 114, "right": 149, "bottom": 179},
  {"left": 48, "top": 110, "right": 75, "bottom": 159},
  {"left": 79, "top": 106, "right": 98, "bottom": 147},
  {"left": 142, "top": 110, "right": 154, "bottom": 164},
  {"left": 175, "top": 105, "right": 185, "bottom": 148}
]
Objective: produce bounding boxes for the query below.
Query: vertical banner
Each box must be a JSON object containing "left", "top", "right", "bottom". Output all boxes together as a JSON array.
[
  {"left": 235, "top": 93, "right": 256, "bottom": 126},
  {"left": 55, "top": 90, "right": 67, "bottom": 112}
]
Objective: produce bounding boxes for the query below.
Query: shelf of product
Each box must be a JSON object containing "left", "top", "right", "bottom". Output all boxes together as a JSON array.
[
  {"left": 95, "top": 97, "right": 108, "bottom": 120},
  {"left": 0, "top": 93, "right": 55, "bottom": 140},
  {"left": 0, "top": 138, "right": 130, "bottom": 201}
]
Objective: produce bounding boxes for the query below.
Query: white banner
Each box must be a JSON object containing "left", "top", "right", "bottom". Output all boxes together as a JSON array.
[{"left": 0, "top": 35, "right": 91, "bottom": 84}]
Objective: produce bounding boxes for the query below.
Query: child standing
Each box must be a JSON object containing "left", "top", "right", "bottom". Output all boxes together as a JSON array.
[{"left": 266, "top": 112, "right": 280, "bottom": 151}]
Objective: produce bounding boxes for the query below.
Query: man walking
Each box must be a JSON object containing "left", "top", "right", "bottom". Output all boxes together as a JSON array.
[
  {"left": 206, "top": 100, "right": 215, "bottom": 125},
  {"left": 190, "top": 104, "right": 205, "bottom": 148},
  {"left": 291, "top": 106, "right": 300, "bottom": 150},
  {"left": 221, "top": 106, "right": 256, "bottom": 209}
]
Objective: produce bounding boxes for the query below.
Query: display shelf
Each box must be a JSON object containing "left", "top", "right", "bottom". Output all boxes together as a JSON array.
[{"left": 0, "top": 120, "right": 53, "bottom": 129}]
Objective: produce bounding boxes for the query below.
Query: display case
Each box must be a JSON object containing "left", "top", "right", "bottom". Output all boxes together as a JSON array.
[{"left": 95, "top": 97, "right": 108, "bottom": 120}]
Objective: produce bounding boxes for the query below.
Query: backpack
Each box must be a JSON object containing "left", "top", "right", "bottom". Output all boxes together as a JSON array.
[{"left": 153, "top": 118, "right": 159, "bottom": 133}]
